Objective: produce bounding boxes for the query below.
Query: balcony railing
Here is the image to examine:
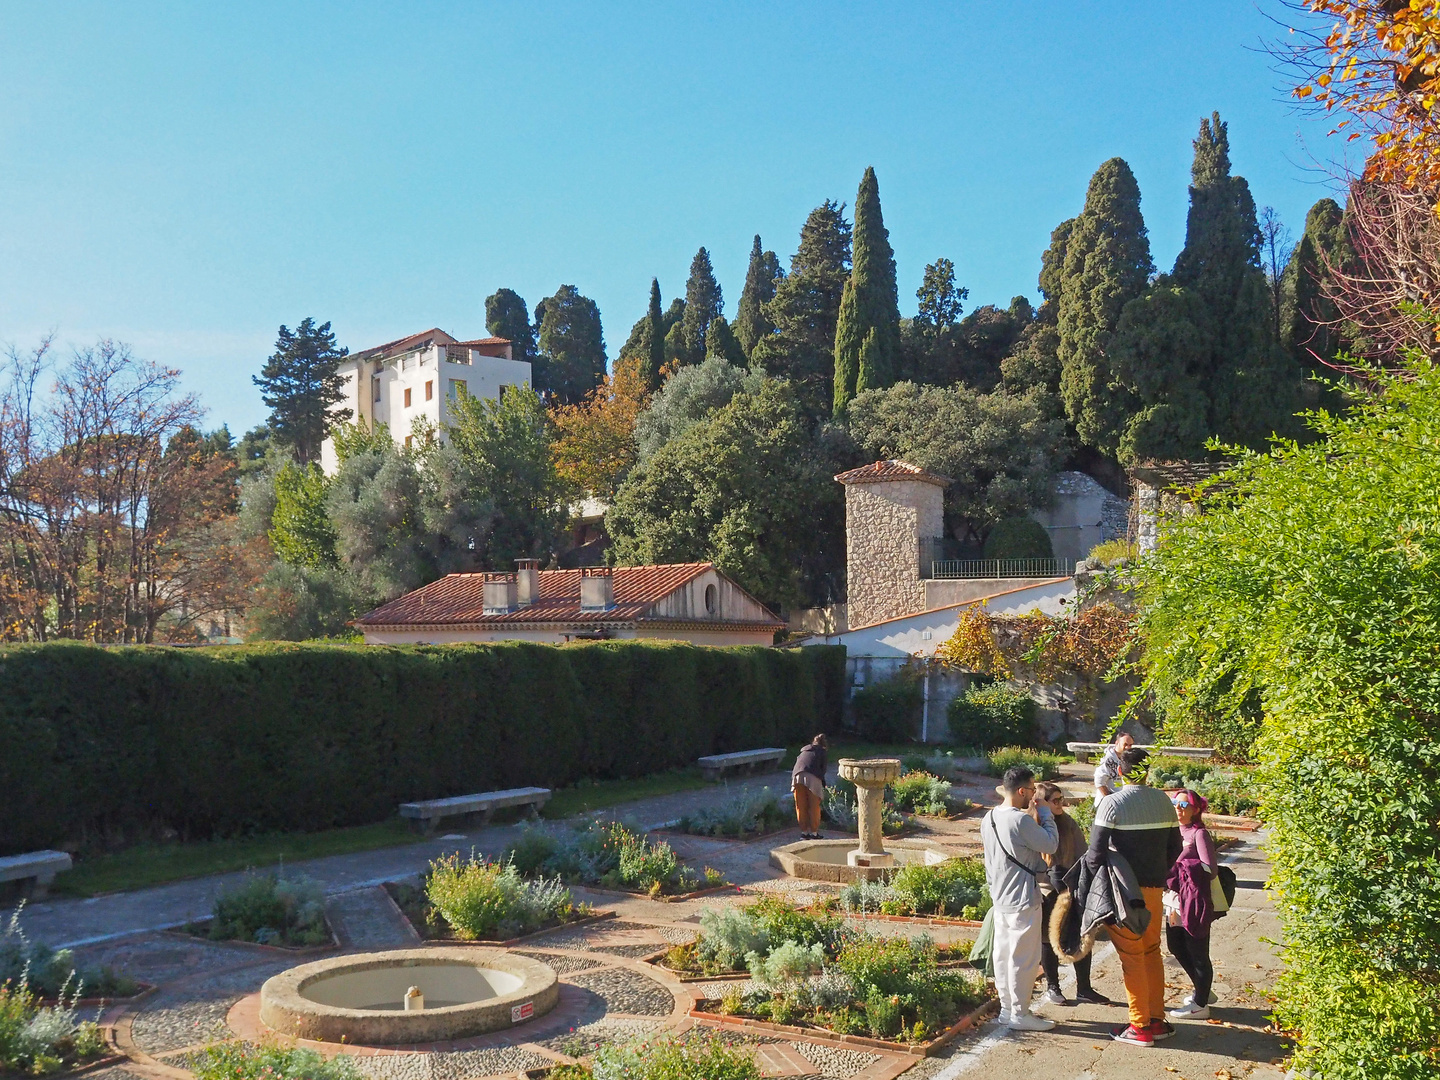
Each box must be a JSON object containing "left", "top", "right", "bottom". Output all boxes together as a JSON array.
[{"left": 927, "top": 558, "right": 1064, "bottom": 580}]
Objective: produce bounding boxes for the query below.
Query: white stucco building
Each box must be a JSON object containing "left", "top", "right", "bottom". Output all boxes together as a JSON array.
[{"left": 319, "top": 328, "right": 532, "bottom": 474}]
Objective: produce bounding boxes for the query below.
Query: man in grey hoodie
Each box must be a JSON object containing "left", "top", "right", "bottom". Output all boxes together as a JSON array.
[{"left": 983, "top": 764, "right": 1059, "bottom": 1031}]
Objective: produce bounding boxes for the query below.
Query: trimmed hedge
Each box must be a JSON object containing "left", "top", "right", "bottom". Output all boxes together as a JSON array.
[{"left": 0, "top": 640, "right": 845, "bottom": 855}]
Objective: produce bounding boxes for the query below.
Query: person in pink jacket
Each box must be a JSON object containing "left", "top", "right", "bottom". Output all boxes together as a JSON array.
[{"left": 1165, "top": 788, "right": 1219, "bottom": 1019}]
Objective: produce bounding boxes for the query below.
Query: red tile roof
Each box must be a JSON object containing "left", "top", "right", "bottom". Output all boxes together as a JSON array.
[
  {"left": 350, "top": 328, "right": 456, "bottom": 362},
  {"left": 450, "top": 337, "right": 513, "bottom": 347},
  {"left": 834, "top": 459, "right": 952, "bottom": 487},
  {"left": 355, "top": 562, "right": 784, "bottom": 629}
]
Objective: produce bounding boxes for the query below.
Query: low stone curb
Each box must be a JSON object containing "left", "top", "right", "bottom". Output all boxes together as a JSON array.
[
  {"left": 162, "top": 919, "right": 340, "bottom": 956},
  {"left": 845, "top": 912, "right": 984, "bottom": 929},
  {"left": 575, "top": 881, "right": 737, "bottom": 904},
  {"left": 392, "top": 905, "right": 619, "bottom": 947},
  {"left": 38, "top": 982, "right": 156, "bottom": 1009}
]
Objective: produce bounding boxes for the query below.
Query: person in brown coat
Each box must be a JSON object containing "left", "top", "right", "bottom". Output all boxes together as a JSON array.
[
  {"left": 791, "top": 734, "right": 828, "bottom": 839},
  {"left": 1035, "top": 781, "right": 1111, "bottom": 1006}
]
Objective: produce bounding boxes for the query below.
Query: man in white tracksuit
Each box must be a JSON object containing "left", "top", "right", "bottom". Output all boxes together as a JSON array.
[{"left": 982, "top": 763, "right": 1059, "bottom": 1031}]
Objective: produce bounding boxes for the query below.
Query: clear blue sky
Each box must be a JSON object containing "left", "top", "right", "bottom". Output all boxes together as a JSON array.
[{"left": 0, "top": 2, "right": 1346, "bottom": 436}]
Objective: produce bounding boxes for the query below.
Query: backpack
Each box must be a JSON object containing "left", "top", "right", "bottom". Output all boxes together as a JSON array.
[{"left": 1211, "top": 864, "right": 1237, "bottom": 918}]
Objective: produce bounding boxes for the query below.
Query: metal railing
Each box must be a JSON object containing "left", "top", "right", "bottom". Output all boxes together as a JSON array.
[{"left": 928, "top": 558, "right": 1064, "bottom": 580}]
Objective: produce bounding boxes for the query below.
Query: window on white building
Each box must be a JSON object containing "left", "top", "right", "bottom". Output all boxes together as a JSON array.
[
  {"left": 372, "top": 375, "right": 382, "bottom": 402},
  {"left": 448, "top": 379, "right": 468, "bottom": 402}
]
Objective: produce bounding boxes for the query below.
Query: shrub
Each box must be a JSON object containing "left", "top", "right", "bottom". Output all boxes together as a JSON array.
[
  {"left": 0, "top": 980, "right": 104, "bottom": 1075},
  {"left": 982, "top": 517, "right": 1053, "bottom": 561},
  {"left": 679, "top": 788, "right": 788, "bottom": 838},
  {"left": 586, "top": 1033, "right": 760, "bottom": 1080},
  {"left": 946, "top": 683, "right": 1035, "bottom": 749},
  {"left": 1196, "top": 769, "right": 1261, "bottom": 818},
  {"left": 424, "top": 853, "right": 572, "bottom": 940},
  {"left": 191, "top": 1041, "right": 361, "bottom": 1080},
  {"left": 1068, "top": 795, "right": 1095, "bottom": 837},
  {"left": 887, "top": 858, "right": 988, "bottom": 918},
  {"left": 889, "top": 771, "right": 953, "bottom": 816},
  {"left": 1, "top": 904, "right": 135, "bottom": 999},
  {"left": 747, "top": 895, "right": 847, "bottom": 955},
  {"left": 696, "top": 906, "right": 766, "bottom": 971},
  {"left": 850, "top": 674, "right": 922, "bottom": 742},
  {"left": 747, "top": 940, "right": 824, "bottom": 991},
  {"left": 1146, "top": 754, "right": 1213, "bottom": 790},
  {"left": 986, "top": 746, "right": 1067, "bottom": 781},
  {"left": 822, "top": 780, "right": 904, "bottom": 834},
  {"left": 210, "top": 873, "right": 328, "bottom": 947},
  {"left": 502, "top": 820, "right": 704, "bottom": 895},
  {"left": 0, "top": 640, "right": 844, "bottom": 855}
]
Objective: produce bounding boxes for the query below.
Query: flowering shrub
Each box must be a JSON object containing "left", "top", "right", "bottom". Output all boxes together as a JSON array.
[
  {"left": 424, "top": 853, "right": 574, "bottom": 940},
  {"left": 209, "top": 873, "right": 328, "bottom": 947},
  {"left": 889, "top": 772, "right": 954, "bottom": 816},
  {"left": 0, "top": 978, "right": 104, "bottom": 1074},
  {"left": 191, "top": 1040, "right": 360, "bottom": 1080}
]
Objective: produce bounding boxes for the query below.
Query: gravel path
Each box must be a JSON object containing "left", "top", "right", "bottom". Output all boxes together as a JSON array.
[
  {"left": 564, "top": 968, "right": 676, "bottom": 1017},
  {"left": 511, "top": 951, "right": 602, "bottom": 974},
  {"left": 351, "top": 1046, "right": 554, "bottom": 1080}
]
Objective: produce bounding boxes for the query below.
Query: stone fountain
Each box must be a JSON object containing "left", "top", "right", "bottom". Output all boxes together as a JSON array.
[{"left": 769, "top": 756, "right": 955, "bottom": 883}]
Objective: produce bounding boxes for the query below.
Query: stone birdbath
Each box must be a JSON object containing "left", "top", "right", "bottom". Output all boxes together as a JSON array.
[{"left": 838, "top": 757, "right": 902, "bottom": 870}]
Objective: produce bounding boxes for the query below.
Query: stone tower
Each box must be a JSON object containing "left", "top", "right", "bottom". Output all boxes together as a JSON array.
[{"left": 836, "top": 460, "right": 951, "bottom": 628}]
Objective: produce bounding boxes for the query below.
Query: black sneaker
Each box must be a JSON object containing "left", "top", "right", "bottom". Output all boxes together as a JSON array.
[{"left": 1076, "top": 988, "right": 1114, "bottom": 1006}]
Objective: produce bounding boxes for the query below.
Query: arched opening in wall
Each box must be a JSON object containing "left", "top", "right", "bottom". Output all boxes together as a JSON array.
[{"left": 704, "top": 583, "right": 717, "bottom": 615}]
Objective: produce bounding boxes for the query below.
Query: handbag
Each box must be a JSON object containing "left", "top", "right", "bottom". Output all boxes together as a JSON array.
[{"left": 969, "top": 906, "right": 996, "bottom": 979}]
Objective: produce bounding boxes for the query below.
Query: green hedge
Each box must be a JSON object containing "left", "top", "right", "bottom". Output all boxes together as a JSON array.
[{"left": 0, "top": 640, "right": 845, "bottom": 855}]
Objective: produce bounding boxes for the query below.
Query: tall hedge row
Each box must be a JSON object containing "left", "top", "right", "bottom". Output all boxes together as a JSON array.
[{"left": 0, "top": 640, "right": 845, "bottom": 855}]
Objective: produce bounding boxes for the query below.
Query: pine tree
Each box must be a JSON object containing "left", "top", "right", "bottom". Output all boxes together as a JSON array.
[
  {"left": 535, "top": 285, "right": 607, "bottom": 407},
  {"left": 734, "top": 235, "right": 783, "bottom": 358},
  {"left": 679, "top": 247, "right": 723, "bottom": 364},
  {"left": 750, "top": 201, "right": 851, "bottom": 416},
  {"left": 833, "top": 167, "right": 901, "bottom": 413},
  {"left": 252, "top": 318, "right": 351, "bottom": 467},
  {"left": 1279, "top": 197, "right": 1351, "bottom": 376},
  {"left": 645, "top": 278, "right": 666, "bottom": 390},
  {"left": 1171, "top": 112, "right": 1300, "bottom": 447},
  {"left": 484, "top": 289, "right": 537, "bottom": 364},
  {"left": 1056, "top": 159, "right": 1154, "bottom": 455},
  {"left": 704, "top": 316, "right": 746, "bottom": 366}
]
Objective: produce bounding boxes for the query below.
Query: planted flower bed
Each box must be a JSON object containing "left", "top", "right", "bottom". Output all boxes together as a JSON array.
[
  {"left": 839, "top": 858, "right": 992, "bottom": 922},
  {"left": 0, "top": 979, "right": 112, "bottom": 1076},
  {"left": 821, "top": 779, "right": 907, "bottom": 836},
  {"left": 653, "top": 896, "right": 848, "bottom": 979},
  {"left": 675, "top": 787, "right": 792, "bottom": 840},
  {"left": 3, "top": 905, "right": 140, "bottom": 1003},
  {"left": 547, "top": 1032, "right": 760, "bottom": 1080},
  {"left": 888, "top": 771, "right": 975, "bottom": 818},
  {"left": 387, "top": 852, "right": 603, "bottom": 943},
  {"left": 504, "top": 820, "right": 727, "bottom": 899},
  {"left": 180, "top": 872, "right": 334, "bottom": 949}
]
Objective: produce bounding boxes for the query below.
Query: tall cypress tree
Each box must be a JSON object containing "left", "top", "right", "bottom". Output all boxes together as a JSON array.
[
  {"left": 535, "top": 285, "right": 607, "bottom": 406},
  {"left": 680, "top": 247, "right": 723, "bottom": 364},
  {"left": 484, "top": 289, "right": 537, "bottom": 364},
  {"left": 750, "top": 200, "right": 851, "bottom": 416},
  {"left": 833, "top": 167, "right": 901, "bottom": 413},
  {"left": 735, "top": 235, "right": 783, "bottom": 358},
  {"left": 645, "top": 278, "right": 666, "bottom": 390},
  {"left": 1056, "top": 158, "right": 1154, "bottom": 455},
  {"left": 1279, "top": 197, "right": 1351, "bottom": 376},
  {"left": 704, "top": 316, "right": 746, "bottom": 366}
]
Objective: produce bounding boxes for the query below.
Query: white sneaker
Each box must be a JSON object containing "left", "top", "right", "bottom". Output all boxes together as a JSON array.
[
  {"left": 1010, "top": 1013, "right": 1057, "bottom": 1031},
  {"left": 994, "top": 1011, "right": 1014, "bottom": 1028},
  {"left": 1167, "top": 1002, "right": 1210, "bottom": 1019}
]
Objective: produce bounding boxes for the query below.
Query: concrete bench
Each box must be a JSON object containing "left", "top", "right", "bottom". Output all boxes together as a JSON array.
[
  {"left": 399, "top": 787, "right": 551, "bottom": 834},
  {"left": 1067, "top": 743, "right": 1215, "bottom": 764},
  {"left": 697, "top": 747, "right": 786, "bottom": 781},
  {"left": 0, "top": 850, "right": 72, "bottom": 899}
]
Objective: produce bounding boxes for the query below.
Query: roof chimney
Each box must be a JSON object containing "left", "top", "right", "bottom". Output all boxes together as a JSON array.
[
  {"left": 580, "top": 567, "right": 614, "bottom": 612},
  {"left": 482, "top": 572, "right": 517, "bottom": 615},
  {"left": 515, "top": 558, "right": 540, "bottom": 607}
]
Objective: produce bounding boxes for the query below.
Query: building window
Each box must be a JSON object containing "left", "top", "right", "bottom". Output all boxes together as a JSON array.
[
  {"left": 448, "top": 347, "right": 472, "bottom": 365},
  {"left": 401, "top": 353, "right": 412, "bottom": 371},
  {"left": 372, "top": 375, "right": 381, "bottom": 402},
  {"left": 705, "top": 583, "right": 717, "bottom": 615},
  {"left": 448, "top": 379, "right": 468, "bottom": 401},
  {"left": 498, "top": 383, "right": 513, "bottom": 401},
  {"left": 404, "top": 387, "right": 412, "bottom": 408},
  {"left": 425, "top": 380, "right": 433, "bottom": 401},
  {"left": 404, "top": 435, "right": 413, "bottom": 449}
]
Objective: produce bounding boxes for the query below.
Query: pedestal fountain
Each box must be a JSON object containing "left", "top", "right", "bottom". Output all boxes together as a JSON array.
[{"left": 838, "top": 757, "right": 903, "bottom": 870}]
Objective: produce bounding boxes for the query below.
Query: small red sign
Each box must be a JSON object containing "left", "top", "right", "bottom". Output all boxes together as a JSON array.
[{"left": 511, "top": 1001, "right": 534, "bottom": 1023}]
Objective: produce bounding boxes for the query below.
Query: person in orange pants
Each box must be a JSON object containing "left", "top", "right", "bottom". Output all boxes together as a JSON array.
[
  {"left": 791, "top": 734, "right": 828, "bottom": 838},
  {"left": 1106, "top": 886, "right": 1167, "bottom": 1032}
]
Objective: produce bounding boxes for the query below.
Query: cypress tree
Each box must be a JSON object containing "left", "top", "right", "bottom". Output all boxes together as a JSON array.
[
  {"left": 735, "top": 235, "right": 783, "bottom": 358},
  {"left": 680, "top": 247, "right": 723, "bottom": 364},
  {"left": 644, "top": 278, "right": 666, "bottom": 390},
  {"left": 1056, "top": 158, "right": 1154, "bottom": 455},
  {"left": 704, "top": 316, "right": 746, "bottom": 366},
  {"left": 484, "top": 289, "right": 537, "bottom": 364},
  {"left": 535, "top": 285, "right": 607, "bottom": 406},
  {"left": 833, "top": 167, "right": 901, "bottom": 413},
  {"left": 1279, "top": 197, "right": 1351, "bottom": 376},
  {"left": 750, "top": 200, "right": 851, "bottom": 416}
]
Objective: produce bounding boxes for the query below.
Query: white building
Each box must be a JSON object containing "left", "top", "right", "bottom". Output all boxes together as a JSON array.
[{"left": 319, "top": 328, "right": 532, "bottom": 474}]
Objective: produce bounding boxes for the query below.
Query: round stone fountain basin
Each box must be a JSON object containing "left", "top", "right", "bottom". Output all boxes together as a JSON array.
[
  {"left": 259, "top": 948, "right": 557, "bottom": 1045},
  {"left": 770, "top": 838, "right": 956, "bottom": 883}
]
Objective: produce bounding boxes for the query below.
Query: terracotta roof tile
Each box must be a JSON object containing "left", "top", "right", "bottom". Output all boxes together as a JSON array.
[
  {"left": 834, "top": 459, "right": 952, "bottom": 487},
  {"left": 450, "top": 337, "right": 512, "bottom": 347},
  {"left": 355, "top": 562, "right": 784, "bottom": 629},
  {"left": 1127, "top": 460, "right": 1231, "bottom": 490}
]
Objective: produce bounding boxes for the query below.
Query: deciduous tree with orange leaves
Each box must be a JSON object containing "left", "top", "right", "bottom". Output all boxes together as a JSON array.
[{"left": 548, "top": 354, "right": 651, "bottom": 502}]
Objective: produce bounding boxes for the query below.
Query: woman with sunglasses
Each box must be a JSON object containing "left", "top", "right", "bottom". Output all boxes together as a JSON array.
[
  {"left": 1034, "top": 782, "right": 1111, "bottom": 1006},
  {"left": 1165, "top": 788, "right": 1219, "bottom": 1019}
]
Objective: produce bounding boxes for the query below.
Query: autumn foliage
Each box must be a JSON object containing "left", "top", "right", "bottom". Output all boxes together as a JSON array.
[
  {"left": 549, "top": 354, "right": 651, "bottom": 501},
  {"left": 936, "top": 602, "right": 1138, "bottom": 685}
]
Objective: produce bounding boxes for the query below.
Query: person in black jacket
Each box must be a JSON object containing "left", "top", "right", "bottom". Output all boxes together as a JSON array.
[{"left": 791, "top": 735, "right": 828, "bottom": 839}]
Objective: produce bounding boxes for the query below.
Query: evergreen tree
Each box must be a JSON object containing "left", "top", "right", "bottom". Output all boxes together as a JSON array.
[
  {"left": 734, "top": 235, "right": 783, "bottom": 358},
  {"left": 1279, "top": 197, "right": 1351, "bottom": 376},
  {"left": 252, "top": 318, "right": 351, "bottom": 467},
  {"left": 535, "top": 285, "right": 607, "bottom": 407},
  {"left": 1171, "top": 112, "right": 1300, "bottom": 447},
  {"left": 750, "top": 201, "right": 851, "bottom": 416},
  {"left": 833, "top": 167, "right": 901, "bottom": 412},
  {"left": 1056, "top": 159, "right": 1154, "bottom": 455},
  {"left": 704, "top": 315, "right": 746, "bottom": 366},
  {"left": 679, "top": 247, "right": 724, "bottom": 364},
  {"left": 484, "top": 288, "right": 537, "bottom": 365},
  {"left": 645, "top": 278, "right": 666, "bottom": 390},
  {"left": 1000, "top": 219, "right": 1073, "bottom": 397}
]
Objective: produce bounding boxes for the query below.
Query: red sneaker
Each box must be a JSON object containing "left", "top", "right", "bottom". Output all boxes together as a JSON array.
[
  {"left": 1111, "top": 1023, "right": 1154, "bottom": 1045},
  {"left": 1146, "top": 1019, "right": 1176, "bottom": 1042}
]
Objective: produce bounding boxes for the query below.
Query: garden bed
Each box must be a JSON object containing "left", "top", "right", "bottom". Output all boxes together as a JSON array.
[
  {"left": 572, "top": 880, "right": 737, "bottom": 903},
  {"left": 170, "top": 920, "right": 338, "bottom": 953},
  {"left": 504, "top": 820, "right": 729, "bottom": 899},
  {"left": 645, "top": 941, "right": 754, "bottom": 982},
  {"left": 689, "top": 992, "right": 998, "bottom": 1057},
  {"left": 383, "top": 880, "right": 614, "bottom": 945}
]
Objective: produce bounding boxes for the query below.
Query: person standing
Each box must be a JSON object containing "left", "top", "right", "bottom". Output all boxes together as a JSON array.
[
  {"left": 1094, "top": 731, "right": 1135, "bottom": 798},
  {"left": 1084, "top": 748, "right": 1183, "bottom": 1045},
  {"left": 1034, "top": 782, "right": 1111, "bottom": 1006},
  {"left": 1166, "top": 788, "right": 1219, "bottom": 1019},
  {"left": 982, "top": 765, "right": 1060, "bottom": 1031},
  {"left": 791, "top": 734, "right": 828, "bottom": 839}
]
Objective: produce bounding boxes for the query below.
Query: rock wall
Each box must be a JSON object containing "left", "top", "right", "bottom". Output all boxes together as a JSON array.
[{"left": 844, "top": 479, "right": 943, "bottom": 628}]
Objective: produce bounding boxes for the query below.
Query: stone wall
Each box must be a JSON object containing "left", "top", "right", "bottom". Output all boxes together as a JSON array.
[{"left": 844, "top": 479, "right": 943, "bottom": 628}]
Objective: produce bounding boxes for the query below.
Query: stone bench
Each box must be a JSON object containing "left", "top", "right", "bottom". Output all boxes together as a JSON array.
[
  {"left": 1066, "top": 743, "right": 1215, "bottom": 764},
  {"left": 696, "top": 747, "right": 786, "bottom": 781},
  {"left": 0, "top": 850, "right": 72, "bottom": 898},
  {"left": 399, "top": 787, "right": 551, "bottom": 834}
]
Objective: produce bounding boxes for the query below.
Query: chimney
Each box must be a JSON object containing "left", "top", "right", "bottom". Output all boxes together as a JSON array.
[
  {"left": 482, "top": 572, "right": 517, "bottom": 614},
  {"left": 515, "top": 558, "right": 540, "bottom": 606},
  {"left": 579, "top": 566, "right": 614, "bottom": 612}
]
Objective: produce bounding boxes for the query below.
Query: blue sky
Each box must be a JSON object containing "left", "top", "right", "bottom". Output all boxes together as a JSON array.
[{"left": 0, "top": 2, "right": 1347, "bottom": 436}]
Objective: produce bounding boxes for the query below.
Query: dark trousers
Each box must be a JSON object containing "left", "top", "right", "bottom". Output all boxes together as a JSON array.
[
  {"left": 1165, "top": 924, "right": 1213, "bottom": 1005},
  {"left": 1040, "top": 889, "right": 1094, "bottom": 995}
]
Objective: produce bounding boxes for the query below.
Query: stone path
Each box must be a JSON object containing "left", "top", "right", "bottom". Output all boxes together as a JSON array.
[{"left": 325, "top": 886, "right": 420, "bottom": 949}]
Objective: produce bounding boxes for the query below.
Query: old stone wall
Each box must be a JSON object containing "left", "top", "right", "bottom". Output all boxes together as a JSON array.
[{"left": 845, "top": 480, "right": 943, "bottom": 628}]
